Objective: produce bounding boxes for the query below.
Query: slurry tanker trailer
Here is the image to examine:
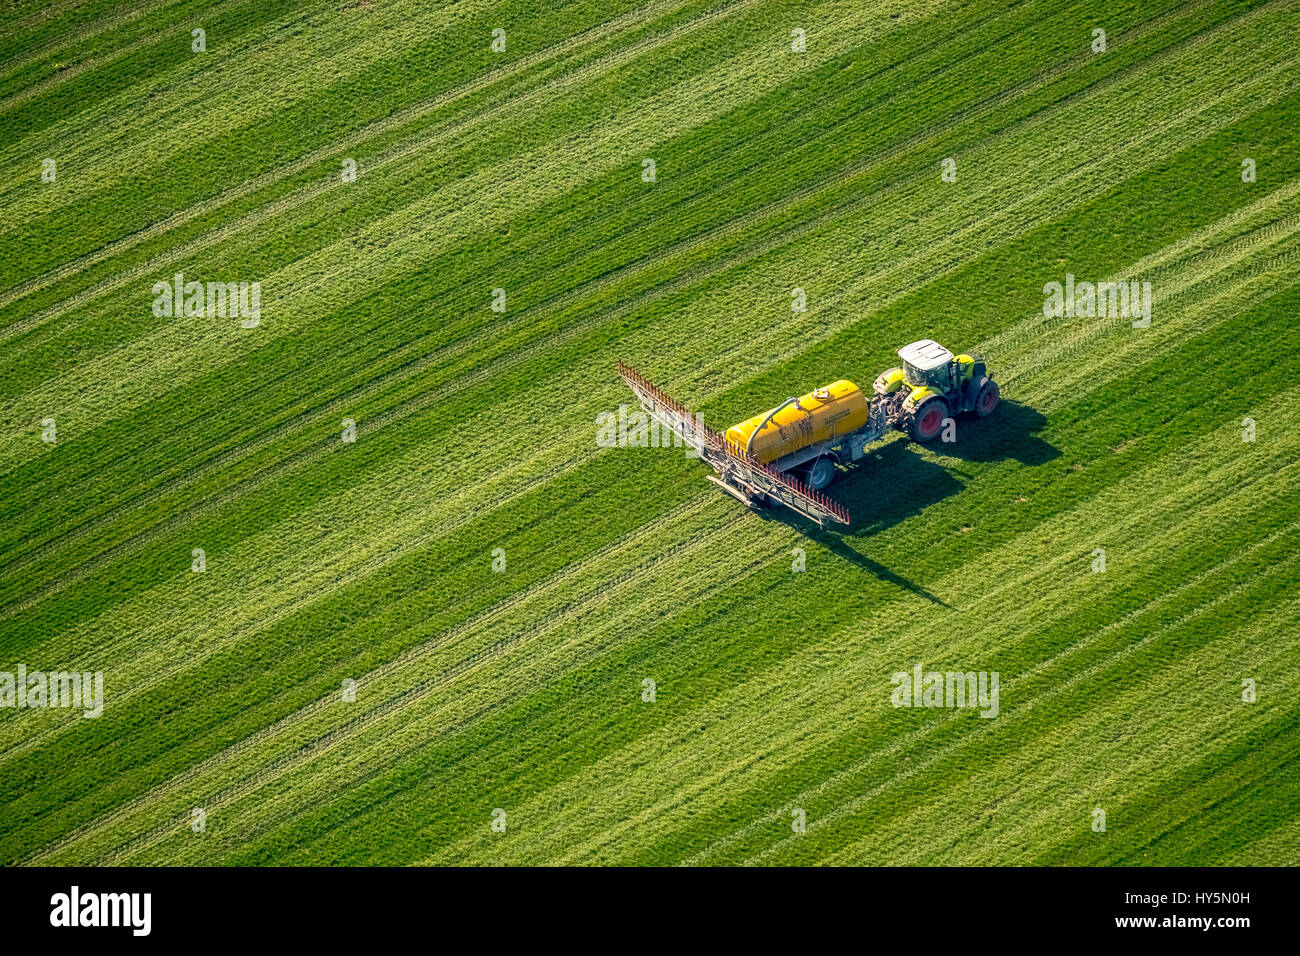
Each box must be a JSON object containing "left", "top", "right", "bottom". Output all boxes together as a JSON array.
[{"left": 616, "top": 340, "right": 999, "bottom": 527}]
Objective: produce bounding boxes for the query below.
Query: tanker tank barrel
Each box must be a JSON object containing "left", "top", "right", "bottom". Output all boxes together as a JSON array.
[{"left": 615, "top": 361, "right": 855, "bottom": 527}]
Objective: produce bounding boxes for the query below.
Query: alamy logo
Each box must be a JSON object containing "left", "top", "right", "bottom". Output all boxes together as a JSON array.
[
  {"left": 0, "top": 665, "right": 103, "bottom": 718},
  {"left": 890, "top": 663, "right": 999, "bottom": 718},
  {"left": 50, "top": 886, "right": 151, "bottom": 936},
  {"left": 1043, "top": 274, "right": 1151, "bottom": 327},
  {"left": 596, "top": 404, "right": 705, "bottom": 457},
  {"left": 151, "top": 272, "right": 261, "bottom": 327}
]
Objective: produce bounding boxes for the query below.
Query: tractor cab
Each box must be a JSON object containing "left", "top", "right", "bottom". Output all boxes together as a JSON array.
[{"left": 898, "top": 339, "right": 957, "bottom": 391}]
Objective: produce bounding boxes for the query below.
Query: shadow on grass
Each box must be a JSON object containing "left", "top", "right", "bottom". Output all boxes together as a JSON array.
[
  {"left": 753, "top": 401, "right": 1059, "bottom": 606},
  {"left": 814, "top": 530, "right": 951, "bottom": 606},
  {"left": 928, "top": 400, "right": 1060, "bottom": 466},
  {"left": 757, "top": 440, "right": 962, "bottom": 605}
]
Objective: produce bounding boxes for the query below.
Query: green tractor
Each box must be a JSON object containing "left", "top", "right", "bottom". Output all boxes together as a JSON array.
[{"left": 872, "top": 339, "right": 999, "bottom": 442}]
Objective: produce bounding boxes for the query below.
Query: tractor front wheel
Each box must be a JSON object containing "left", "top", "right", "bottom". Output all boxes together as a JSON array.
[
  {"left": 908, "top": 399, "right": 948, "bottom": 442},
  {"left": 975, "top": 380, "right": 1000, "bottom": 418}
]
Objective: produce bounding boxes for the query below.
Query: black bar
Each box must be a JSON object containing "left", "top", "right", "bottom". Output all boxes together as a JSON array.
[{"left": 0, "top": 865, "right": 1280, "bottom": 943}]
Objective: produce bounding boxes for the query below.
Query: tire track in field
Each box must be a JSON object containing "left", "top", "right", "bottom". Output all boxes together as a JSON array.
[
  {"left": 0, "top": 0, "right": 1257, "bottom": 601},
  {"left": 21, "top": 495, "right": 747, "bottom": 863},
  {"left": 0, "top": 0, "right": 1000, "bottom": 493},
  {"left": 0, "top": 433, "right": 649, "bottom": 760},
  {"left": 0, "top": 0, "right": 1058, "bottom": 496},
  {"left": 149, "top": 390, "right": 1289, "bottom": 868},
  {"left": 438, "top": 444, "right": 1299, "bottom": 865},
  {"left": 46, "top": 396, "right": 1296, "bottom": 864},
  {"left": 813, "top": 564, "right": 1300, "bottom": 867},
  {"left": 0, "top": 0, "right": 751, "bottom": 323},
  {"left": 502, "top": 448, "right": 1300, "bottom": 864},
  {"left": 0, "top": 0, "right": 547, "bottom": 210},
  {"left": 681, "top": 513, "right": 1300, "bottom": 866}
]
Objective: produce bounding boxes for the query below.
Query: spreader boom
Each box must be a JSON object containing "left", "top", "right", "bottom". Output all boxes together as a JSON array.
[{"left": 615, "top": 361, "right": 850, "bottom": 527}]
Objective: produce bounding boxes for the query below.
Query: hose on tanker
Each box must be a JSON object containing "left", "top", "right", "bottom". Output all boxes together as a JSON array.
[{"left": 745, "top": 396, "right": 803, "bottom": 456}]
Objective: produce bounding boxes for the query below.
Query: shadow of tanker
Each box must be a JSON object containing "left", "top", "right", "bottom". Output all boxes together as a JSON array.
[
  {"left": 756, "top": 438, "right": 962, "bottom": 605},
  {"left": 836, "top": 437, "right": 966, "bottom": 535},
  {"left": 751, "top": 401, "right": 1059, "bottom": 604},
  {"left": 814, "top": 530, "right": 951, "bottom": 607}
]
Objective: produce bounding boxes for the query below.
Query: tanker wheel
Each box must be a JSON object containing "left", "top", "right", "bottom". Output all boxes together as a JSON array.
[
  {"left": 976, "top": 380, "right": 1000, "bottom": 418},
  {"left": 909, "top": 399, "right": 948, "bottom": 442},
  {"left": 807, "top": 457, "right": 836, "bottom": 490}
]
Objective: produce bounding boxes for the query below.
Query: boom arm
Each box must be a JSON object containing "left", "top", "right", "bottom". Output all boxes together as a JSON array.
[{"left": 615, "top": 361, "right": 850, "bottom": 527}]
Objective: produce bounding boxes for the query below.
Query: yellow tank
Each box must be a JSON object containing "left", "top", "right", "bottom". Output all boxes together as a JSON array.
[{"left": 725, "top": 380, "right": 869, "bottom": 463}]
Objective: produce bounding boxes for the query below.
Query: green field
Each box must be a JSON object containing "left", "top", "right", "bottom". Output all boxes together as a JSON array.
[{"left": 1, "top": 0, "right": 1297, "bottom": 866}]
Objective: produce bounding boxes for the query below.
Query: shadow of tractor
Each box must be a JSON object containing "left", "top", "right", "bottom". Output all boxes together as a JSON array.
[
  {"left": 756, "top": 400, "right": 1060, "bottom": 605},
  {"left": 927, "top": 400, "right": 1059, "bottom": 466}
]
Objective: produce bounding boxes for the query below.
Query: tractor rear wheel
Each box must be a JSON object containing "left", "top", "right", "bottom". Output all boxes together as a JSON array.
[
  {"left": 806, "top": 457, "right": 836, "bottom": 490},
  {"left": 975, "top": 380, "right": 1000, "bottom": 418},
  {"left": 909, "top": 399, "right": 948, "bottom": 442}
]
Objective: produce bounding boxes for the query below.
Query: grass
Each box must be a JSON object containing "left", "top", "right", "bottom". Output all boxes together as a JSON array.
[{"left": 0, "top": 0, "right": 1296, "bottom": 865}]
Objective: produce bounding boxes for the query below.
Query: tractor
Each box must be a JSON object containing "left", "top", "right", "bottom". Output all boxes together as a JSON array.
[
  {"left": 873, "top": 339, "right": 999, "bottom": 442},
  {"left": 615, "top": 341, "right": 1002, "bottom": 527}
]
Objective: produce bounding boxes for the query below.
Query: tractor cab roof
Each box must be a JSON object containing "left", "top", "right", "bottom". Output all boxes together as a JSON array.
[{"left": 897, "top": 339, "right": 953, "bottom": 371}]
